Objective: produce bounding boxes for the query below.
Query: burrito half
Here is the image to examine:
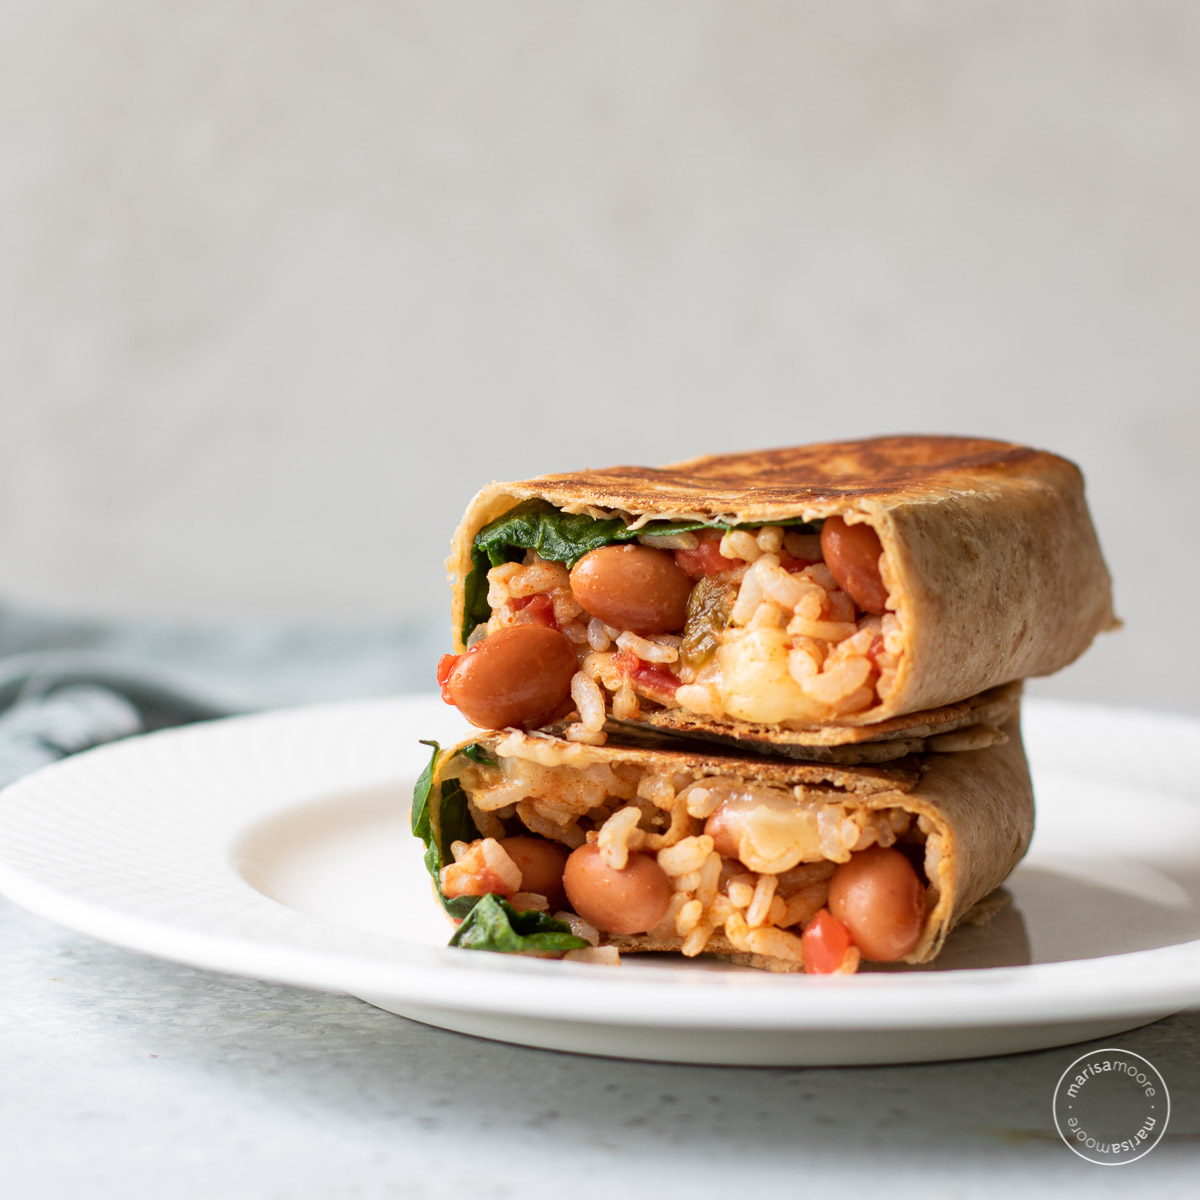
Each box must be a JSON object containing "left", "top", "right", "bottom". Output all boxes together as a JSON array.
[
  {"left": 410, "top": 717, "right": 1034, "bottom": 973},
  {"left": 439, "top": 437, "right": 1115, "bottom": 747}
]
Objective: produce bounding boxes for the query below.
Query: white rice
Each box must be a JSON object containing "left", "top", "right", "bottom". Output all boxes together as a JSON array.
[
  {"left": 745, "top": 873, "right": 778, "bottom": 928},
  {"left": 616, "top": 631, "right": 678, "bottom": 663},
  {"left": 757, "top": 561, "right": 809, "bottom": 611},
  {"left": 563, "top": 723, "right": 607, "bottom": 745},
  {"left": 720, "top": 529, "right": 762, "bottom": 562},
  {"left": 636, "top": 772, "right": 676, "bottom": 809},
  {"left": 730, "top": 563, "right": 765, "bottom": 624},
  {"left": 675, "top": 898, "right": 703, "bottom": 935},
  {"left": 744, "top": 926, "right": 806, "bottom": 963},
  {"left": 681, "top": 784, "right": 719, "bottom": 819},
  {"left": 755, "top": 525, "right": 785, "bottom": 554},
  {"left": 656, "top": 835, "right": 715, "bottom": 877},
  {"left": 786, "top": 616, "right": 859, "bottom": 642},
  {"left": 681, "top": 920, "right": 714, "bottom": 957},
  {"left": 508, "top": 558, "right": 570, "bottom": 598},
  {"left": 571, "top": 671, "right": 606, "bottom": 732},
  {"left": 586, "top": 618, "right": 612, "bottom": 651},
  {"left": 597, "top": 806, "right": 644, "bottom": 870},
  {"left": 612, "top": 678, "right": 639, "bottom": 720}
]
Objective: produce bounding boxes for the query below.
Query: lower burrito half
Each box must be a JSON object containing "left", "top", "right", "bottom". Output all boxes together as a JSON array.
[{"left": 410, "top": 717, "right": 1034, "bottom": 974}]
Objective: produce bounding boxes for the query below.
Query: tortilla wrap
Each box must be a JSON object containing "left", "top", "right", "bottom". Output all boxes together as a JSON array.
[
  {"left": 446, "top": 437, "right": 1115, "bottom": 733},
  {"left": 631, "top": 680, "right": 1022, "bottom": 763},
  {"left": 416, "top": 716, "right": 1034, "bottom": 971}
]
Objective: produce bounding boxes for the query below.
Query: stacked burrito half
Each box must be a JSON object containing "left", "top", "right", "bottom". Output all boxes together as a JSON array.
[{"left": 414, "top": 436, "right": 1116, "bottom": 973}]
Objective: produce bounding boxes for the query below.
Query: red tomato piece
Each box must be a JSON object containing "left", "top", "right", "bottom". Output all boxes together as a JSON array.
[
  {"left": 612, "top": 651, "right": 680, "bottom": 701},
  {"left": 436, "top": 654, "right": 461, "bottom": 704},
  {"left": 777, "top": 553, "right": 816, "bottom": 573},
  {"left": 511, "top": 593, "right": 558, "bottom": 627},
  {"left": 802, "top": 908, "right": 853, "bottom": 975},
  {"left": 634, "top": 661, "right": 680, "bottom": 700},
  {"left": 674, "top": 535, "right": 738, "bottom": 578}
]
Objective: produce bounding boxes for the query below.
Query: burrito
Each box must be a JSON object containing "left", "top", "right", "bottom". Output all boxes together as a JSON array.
[
  {"left": 438, "top": 436, "right": 1115, "bottom": 747},
  {"left": 409, "top": 718, "right": 1034, "bottom": 973}
]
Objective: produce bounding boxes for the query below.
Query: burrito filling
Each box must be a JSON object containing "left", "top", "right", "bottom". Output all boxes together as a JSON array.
[
  {"left": 414, "top": 738, "right": 940, "bottom": 974},
  {"left": 439, "top": 500, "right": 902, "bottom": 739}
]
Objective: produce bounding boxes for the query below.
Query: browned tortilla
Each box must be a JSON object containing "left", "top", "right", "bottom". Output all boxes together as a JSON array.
[
  {"left": 434, "top": 717, "right": 1035, "bottom": 969},
  {"left": 633, "top": 681, "right": 1022, "bottom": 763},
  {"left": 447, "top": 437, "right": 1116, "bottom": 730}
]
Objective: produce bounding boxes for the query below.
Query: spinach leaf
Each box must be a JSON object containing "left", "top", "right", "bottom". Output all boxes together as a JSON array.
[
  {"left": 449, "top": 893, "right": 588, "bottom": 954},
  {"left": 410, "top": 739, "right": 440, "bottom": 842},
  {"left": 475, "top": 499, "right": 628, "bottom": 569},
  {"left": 461, "top": 499, "right": 821, "bottom": 640},
  {"left": 462, "top": 500, "right": 622, "bottom": 639},
  {"left": 460, "top": 742, "right": 498, "bottom": 767},
  {"left": 411, "top": 741, "right": 588, "bottom": 951},
  {"left": 410, "top": 741, "right": 482, "bottom": 920}
]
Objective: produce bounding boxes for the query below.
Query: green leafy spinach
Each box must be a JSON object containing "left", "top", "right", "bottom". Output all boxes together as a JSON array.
[
  {"left": 412, "top": 740, "right": 481, "bottom": 918},
  {"left": 410, "top": 740, "right": 588, "bottom": 952},
  {"left": 449, "top": 893, "right": 588, "bottom": 954},
  {"left": 461, "top": 498, "right": 819, "bottom": 641},
  {"left": 460, "top": 742, "right": 498, "bottom": 767}
]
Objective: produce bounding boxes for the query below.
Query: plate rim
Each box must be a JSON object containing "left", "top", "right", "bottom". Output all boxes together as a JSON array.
[{"left": 1, "top": 693, "right": 1199, "bottom": 1032}]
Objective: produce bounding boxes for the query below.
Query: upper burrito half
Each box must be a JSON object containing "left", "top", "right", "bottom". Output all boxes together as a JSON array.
[{"left": 441, "top": 435, "right": 1116, "bottom": 736}]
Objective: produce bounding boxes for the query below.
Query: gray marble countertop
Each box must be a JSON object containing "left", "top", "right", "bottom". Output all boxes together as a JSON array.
[{"left": 3, "top": 896, "right": 1197, "bottom": 1198}]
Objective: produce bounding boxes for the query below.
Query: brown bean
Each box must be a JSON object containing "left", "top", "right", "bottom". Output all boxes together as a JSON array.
[
  {"left": 499, "top": 836, "right": 569, "bottom": 909},
  {"left": 563, "top": 843, "right": 672, "bottom": 935},
  {"left": 569, "top": 545, "right": 693, "bottom": 635},
  {"left": 827, "top": 846, "right": 925, "bottom": 962},
  {"left": 819, "top": 516, "right": 889, "bottom": 615},
  {"left": 447, "top": 625, "right": 576, "bottom": 730}
]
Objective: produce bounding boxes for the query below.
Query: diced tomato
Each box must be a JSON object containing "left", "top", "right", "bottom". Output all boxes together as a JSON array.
[
  {"left": 436, "top": 653, "right": 461, "bottom": 704},
  {"left": 635, "top": 662, "right": 680, "bottom": 700},
  {"left": 777, "top": 553, "right": 816, "bottom": 573},
  {"left": 511, "top": 592, "right": 558, "bottom": 627},
  {"left": 613, "top": 650, "right": 680, "bottom": 701},
  {"left": 802, "top": 908, "right": 853, "bottom": 975},
  {"left": 674, "top": 534, "right": 739, "bottom": 578},
  {"left": 866, "top": 635, "right": 885, "bottom": 666}
]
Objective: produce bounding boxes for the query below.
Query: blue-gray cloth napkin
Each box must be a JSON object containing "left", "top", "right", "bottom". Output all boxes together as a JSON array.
[{"left": 0, "top": 601, "right": 442, "bottom": 789}]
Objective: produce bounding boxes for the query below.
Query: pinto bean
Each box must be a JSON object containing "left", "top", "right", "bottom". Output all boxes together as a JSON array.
[
  {"left": 819, "top": 516, "right": 889, "bottom": 615},
  {"left": 499, "top": 837, "right": 569, "bottom": 909},
  {"left": 569, "top": 545, "right": 693, "bottom": 635},
  {"left": 828, "top": 846, "right": 924, "bottom": 962},
  {"left": 447, "top": 625, "right": 576, "bottom": 729},
  {"left": 563, "top": 843, "right": 671, "bottom": 934}
]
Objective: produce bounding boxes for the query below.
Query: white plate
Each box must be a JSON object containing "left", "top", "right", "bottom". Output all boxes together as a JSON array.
[{"left": 1, "top": 695, "right": 1198, "bottom": 1066}]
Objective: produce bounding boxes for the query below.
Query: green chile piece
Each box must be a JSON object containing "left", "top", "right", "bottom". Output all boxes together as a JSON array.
[{"left": 680, "top": 577, "right": 735, "bottom": 674}]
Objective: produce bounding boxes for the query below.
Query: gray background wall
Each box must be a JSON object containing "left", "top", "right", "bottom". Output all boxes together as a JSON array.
[{"left": 2, "top": 2, "right": 1196, "bottom": 712}]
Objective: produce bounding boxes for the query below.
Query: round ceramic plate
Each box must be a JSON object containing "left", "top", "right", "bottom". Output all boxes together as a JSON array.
[{"left": 0, "top": 695, "right": 1198, "bottom": 1066}]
